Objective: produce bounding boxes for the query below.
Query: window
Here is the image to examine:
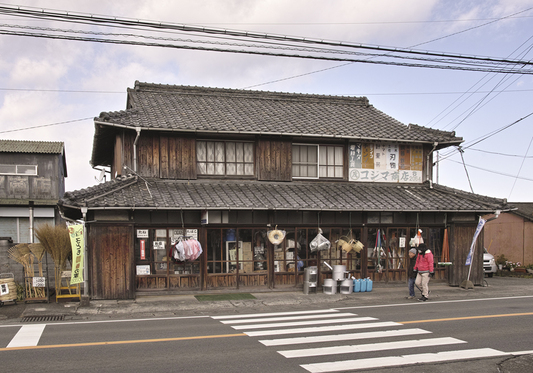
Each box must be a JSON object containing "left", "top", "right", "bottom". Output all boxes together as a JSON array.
[
  {"left": 292, "top": 144, "right": 343, "bottom": 179},
  {"left": 0, "top": 164, "right": 38, "bottom": 175},
  {"left": 197, "top": 141, "right": 254, "bottom": 176}
]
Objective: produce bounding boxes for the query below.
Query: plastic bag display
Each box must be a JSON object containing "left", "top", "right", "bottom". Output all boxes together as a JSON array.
[{"left": 310, "top": 232, "right": 331, "bottom": 252}]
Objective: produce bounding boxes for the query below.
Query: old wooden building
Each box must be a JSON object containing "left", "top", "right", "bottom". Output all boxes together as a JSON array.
[
  {"left": 0, "top": 139, "right": 67, "bottom": 282},
  {"left": 58, "top": 82, "right": 507, "bottom": 300}
]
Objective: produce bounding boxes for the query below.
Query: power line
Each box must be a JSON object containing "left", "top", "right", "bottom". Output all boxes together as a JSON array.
[
  {"left": 508, "top": 135, "right": 533, "bottom": 198},
  {"left": 443, "top": 159, "right": 533, "bottom": 182},
  {"left": 1, "top": 5, "right": 533, "bottom": 70},
  {"left": 0, "top": 117, "right": 93, "bottom": 133},
  {"left": 2, "top": 29, "right": 533, "bottom": 76}
]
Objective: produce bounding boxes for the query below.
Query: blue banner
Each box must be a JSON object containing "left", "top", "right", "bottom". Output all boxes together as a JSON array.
[{"left": 465, "top": 217, "right": 486, "bottom": 266}]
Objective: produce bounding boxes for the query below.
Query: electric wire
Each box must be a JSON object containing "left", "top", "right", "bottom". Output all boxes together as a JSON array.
[
  {"left": 0, "top": 117, "right": 93, "bottom": 134},
  {"left": 508, "top": 135, "right": 533, "bottom": 198},
  {"left": 1, "top": 5, "right": 533, "bottom": 69}
]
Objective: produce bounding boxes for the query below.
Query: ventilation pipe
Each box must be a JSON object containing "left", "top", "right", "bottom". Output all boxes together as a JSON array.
[
  {"left": 426, "top": 142, "right": 438, "bottom": 188},
  {"left": 133, "top": 127, "right": 141, "bottom": 173}
]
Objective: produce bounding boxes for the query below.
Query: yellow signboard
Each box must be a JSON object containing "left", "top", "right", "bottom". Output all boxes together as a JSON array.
[{"left": 68, "top": 224, "right": 84, "bottom": 285}]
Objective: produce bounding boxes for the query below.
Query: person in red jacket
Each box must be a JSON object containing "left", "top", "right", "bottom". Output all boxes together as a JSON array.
[{"left": 414, "top": 243, "right": 434, "bottom": 302}]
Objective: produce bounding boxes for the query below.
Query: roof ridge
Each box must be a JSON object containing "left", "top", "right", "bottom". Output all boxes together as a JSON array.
[{"left": 131, "top": 81, "right": 371, "bottom": 106}]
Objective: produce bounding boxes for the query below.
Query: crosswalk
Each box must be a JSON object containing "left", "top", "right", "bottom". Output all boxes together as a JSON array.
[{"left": 212, "top": 309, "right": 509, "bottom": 372}]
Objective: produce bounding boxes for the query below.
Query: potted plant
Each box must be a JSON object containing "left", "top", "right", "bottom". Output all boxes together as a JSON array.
[{"left": 496, "top": 254, "right": 508, "bottom": 270}]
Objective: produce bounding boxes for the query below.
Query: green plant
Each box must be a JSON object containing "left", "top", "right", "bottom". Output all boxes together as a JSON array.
[
  {"left": 526, "top": 263, "right": 533, "bottom": 270},
  {"left": 15, "top": 281, "right": 25, "bottom": 301},
  {"left": 495, "top": 254, "right": 508, "bottom": 266}
]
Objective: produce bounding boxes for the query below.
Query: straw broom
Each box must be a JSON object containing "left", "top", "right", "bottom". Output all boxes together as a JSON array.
[
  {"left": 29, "top": 243, "right": 46, "bottom": 297},
  {"left": 35, "top": 224, "right": 72, "bottom": 296}
]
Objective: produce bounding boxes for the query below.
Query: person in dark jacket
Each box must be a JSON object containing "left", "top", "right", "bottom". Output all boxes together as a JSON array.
[
  {"left": 414, "top": 243, "right": 434, "bottom": 302},
  {"left": 406, "top": 248, "right": 418, "bottom": 299}
]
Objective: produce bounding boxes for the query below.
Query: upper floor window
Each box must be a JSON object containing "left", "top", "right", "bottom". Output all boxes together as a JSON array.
[
  {"left": 292, "top": 144, "right": 343, "bottom": 179},
  {"left": 197, "top": 141, "right": 254, "bottom": 176},
  {"left": 0, "top": 164, "right": 38, "bottom": 175}
]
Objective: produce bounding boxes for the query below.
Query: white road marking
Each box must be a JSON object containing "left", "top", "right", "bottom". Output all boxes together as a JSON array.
[
  {"left": 244, "top": 320, "right": 397, "bottom": 336},
  {"left": 7, "top": 324, "right": 46, "bottom": 348},
  {"left": 260, "top": 328, "right": 431, "bottom": 346},
  {"left": 220, "top": 312, "right": 356, "bottom": 324},
  {"left": 334, "top": 295, "right": 533, "bottom": 310},
  {"left": 301, "top": 348, "right": 510, "bottom": 372},
  {"left": 212, "top": 309, "right": 339, "bottom": 320},
  {"left": 280, "top": 337, "right": 466, "bottom": 358},
  {"left": 232, "top": 318, "right": 398, "bottom": 330}
]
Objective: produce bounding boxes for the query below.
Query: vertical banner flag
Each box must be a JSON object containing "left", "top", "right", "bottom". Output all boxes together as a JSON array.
[
  {"left": 68, "top": 224, "right": 85, "bottom": 284},
  {"left": 465, "top": 217, "right": 486, "bottom": 266}
]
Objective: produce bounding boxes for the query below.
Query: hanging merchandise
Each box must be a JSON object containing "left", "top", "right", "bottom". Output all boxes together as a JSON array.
[
  {"left": 373, "top": 229, "right": 386, "bottom": 273},
  {"left": 409, "top": 229, "right": 424, "bottom": 247},
  {"left": 172, "top": 238, "right": 203, "bottom": 262},
  {"left": 267, "top": 226, "right": 286, "bottom": 245},
  {"left": 310, "top": 229, "right": 331, "bottom": 252}
]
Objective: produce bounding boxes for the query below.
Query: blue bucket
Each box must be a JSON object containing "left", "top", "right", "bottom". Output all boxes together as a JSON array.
[{"left": 353, "top": 279, "right": 361, "bottom": 292}]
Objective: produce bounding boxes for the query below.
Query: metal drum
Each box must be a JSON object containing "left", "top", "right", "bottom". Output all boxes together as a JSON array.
[
  {"left": 340, "top": 279, "right": 353, "bottom": 294},
  {"left": 323, "top": 278, "right": 336, "bottom": 294},
  {"left": 332, "top": 265, "right": 348, "bottom": 281}
]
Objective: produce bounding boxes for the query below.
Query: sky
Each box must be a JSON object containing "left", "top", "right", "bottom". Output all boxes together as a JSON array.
[{"left": 0, "top": 0, "right": 532, "bottom": 202}]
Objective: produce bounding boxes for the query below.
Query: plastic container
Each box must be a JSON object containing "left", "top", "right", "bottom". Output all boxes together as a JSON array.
[
  {"left": 366, "top": 278, "right": 373, "bottom": 292},
  {"left": 353, "top": 278, "right": 361, "bottom": 292},
  {"left": 360, "top": 278, "right": 367, "bottom": 292}
]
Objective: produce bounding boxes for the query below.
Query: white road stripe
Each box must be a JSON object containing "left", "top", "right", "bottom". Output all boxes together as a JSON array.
[
  {"left": 7, "top": 324, "right": 46, "bottom": 348},
  {"left": 232, "top": 318, "right": 398, "bottom": 330},
  {"left": 280, "top": 337, "right": 465, "bottom": 358},
  {"left": 212, "top": 309, "right": 339, "bottom": 320},
  {"left": 260, "top": 328, "right": 431, "bottom": 346},
  {"left": 301, "top": 348, "right": 509, "bottom": 372},
  {"left": 220, "top": 312, "right": 356, "bottom": 324},
  {"left": 244, "top": 320, "right": 398, "bottom": 336}
]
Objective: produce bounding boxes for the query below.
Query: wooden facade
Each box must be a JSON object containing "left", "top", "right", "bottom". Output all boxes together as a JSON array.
[
  {"left": 61, "top": 84, "right": 504, "bottom": 300},
  {"left": 89, "top": 224, "right": 135, "bottom": 299}
]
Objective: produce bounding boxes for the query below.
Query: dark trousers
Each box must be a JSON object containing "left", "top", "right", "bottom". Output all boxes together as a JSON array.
[{"left": 408, "top": 277, "right": 416, "bottom": 297}]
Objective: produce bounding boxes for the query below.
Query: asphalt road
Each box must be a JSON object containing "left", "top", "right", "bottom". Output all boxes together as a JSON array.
[{"left": 1, "top": 294, "right": 532, "bottom": 372}]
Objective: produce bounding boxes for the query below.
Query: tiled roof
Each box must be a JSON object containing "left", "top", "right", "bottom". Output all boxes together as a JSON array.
[
  {"left": 509, "top": 202, "right": 533, "bottom": 222},
  {"left": 0, "top": 139, "right": 64, "bottom": 154},
  {"left": 95, "top": 81, "right": 463, "bottom": 144},
  {"left": 59, "top": 175, "right": 506, "bottom": 213}
]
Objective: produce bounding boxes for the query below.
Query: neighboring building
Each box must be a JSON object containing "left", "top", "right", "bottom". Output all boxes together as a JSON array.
[
  {"left": 484, "top": 203, "right": 533, "bottom": 266},
  {"left": 58, "top": 82, "right": 508, "bottom": 300},
  {"left": 0, "top": 139, "right": 67, "bottom": 281}
]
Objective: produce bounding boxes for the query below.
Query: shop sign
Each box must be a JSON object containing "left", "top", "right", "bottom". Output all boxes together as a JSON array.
[
  {"left": 349, "top": 142, "right": 422, "bottom": 183},
  {"left": 68, "top": 224, "right": 84, "bottom": 285},
  {"left": 136, "top": 265, "right": 150, "bottom": 275},
  {"left": 140, "top": 240, "right": 146, "bottom": 260},
  {"left": 137, "top": 229, "right": 149, "bottom": 238}
]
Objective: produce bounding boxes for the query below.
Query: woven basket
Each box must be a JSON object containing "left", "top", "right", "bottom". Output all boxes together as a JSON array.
[{"left": 0, "top": 276, "right": 17, "bottom": 301}]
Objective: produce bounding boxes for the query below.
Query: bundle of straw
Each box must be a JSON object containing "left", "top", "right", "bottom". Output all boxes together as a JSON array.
[
  {"left": 29, "top": 243, "right": 46, "bottom": 297},
  {"left": 35, "top": 223, "right": 71, "bottom": 294}
]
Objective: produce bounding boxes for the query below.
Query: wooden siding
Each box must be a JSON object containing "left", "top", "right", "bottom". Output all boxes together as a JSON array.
[
  {"left": 447, "top": 224, "right": 484, "bottom": 286},
  {"left": 118, "top": 131, "right": 196, "bottom": 180},
  {"left": 257, "top": 139, "right": 292, "bottom": 181},
  {"left": 0, "top": 153, "right": 63, "bottom": 200},
  {"left": 89, "top": 224, "right": 135, "bottom": 299}
]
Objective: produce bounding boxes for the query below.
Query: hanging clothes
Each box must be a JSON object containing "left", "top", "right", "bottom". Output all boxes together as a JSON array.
[{"left": 172, "top": 238, "right": 203, "bottom": 262}]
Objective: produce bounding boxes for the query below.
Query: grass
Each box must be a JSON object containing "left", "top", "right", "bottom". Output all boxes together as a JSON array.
[{"left": 195, "top": 293, "right": 256, "bottom": 301}]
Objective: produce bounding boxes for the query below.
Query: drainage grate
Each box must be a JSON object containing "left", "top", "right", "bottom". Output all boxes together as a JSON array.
[{"left": 21, "top": 315, "right": 64, "bottom": 322}]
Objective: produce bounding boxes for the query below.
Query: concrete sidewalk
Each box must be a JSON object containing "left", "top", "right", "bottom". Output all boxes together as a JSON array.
[{"left": 0, "top": 276, "right": 529, "bottom": 323}]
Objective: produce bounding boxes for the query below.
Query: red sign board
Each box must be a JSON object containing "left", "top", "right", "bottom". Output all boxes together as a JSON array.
[{"left": 140, "top": 240, "right": 146, "bottom": 260}]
